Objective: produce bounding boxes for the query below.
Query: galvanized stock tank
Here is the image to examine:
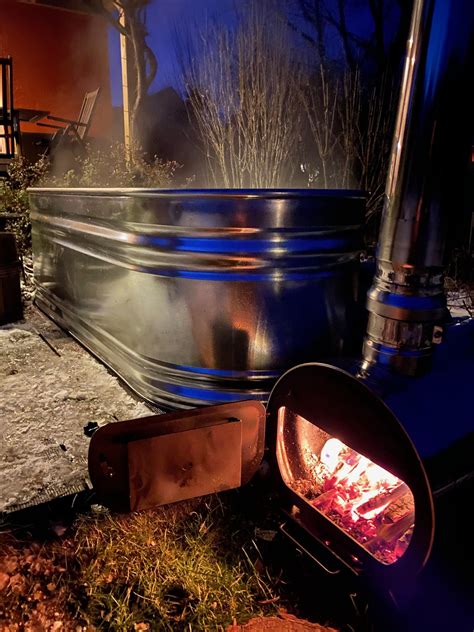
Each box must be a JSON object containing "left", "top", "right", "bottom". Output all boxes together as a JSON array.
[{"left": 30, "top": 188, "right": 365, "bottom": 409}]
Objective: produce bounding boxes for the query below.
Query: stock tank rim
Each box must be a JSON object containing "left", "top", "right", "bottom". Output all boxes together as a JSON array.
[{"left": 28, "top": 187, "right": 366, "bottom": 199}]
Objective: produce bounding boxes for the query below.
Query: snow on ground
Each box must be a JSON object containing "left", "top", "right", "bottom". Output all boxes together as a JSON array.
[
  {"left": 446, "top": 288, "right": 473, "bottom": 319},
  {"left": 0, "top": 306, "right": 151, "bottom": 514}
]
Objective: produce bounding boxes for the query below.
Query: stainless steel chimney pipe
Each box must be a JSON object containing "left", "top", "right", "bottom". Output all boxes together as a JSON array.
[{"left": 363, "top": 0, "right": 474, "bottom": 375}]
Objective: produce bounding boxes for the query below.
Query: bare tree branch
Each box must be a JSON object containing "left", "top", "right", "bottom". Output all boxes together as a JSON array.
[
  {"left": 176, "top": 5, "right": 303, "bottom": 188},
  {"left": 289, "top": 0, "right": 327, "bottom": 63}
]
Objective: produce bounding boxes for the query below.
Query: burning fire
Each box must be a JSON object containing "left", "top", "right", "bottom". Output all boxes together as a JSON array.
[{"left": 297, "top": 437, "right": 415, "bottom": 565}]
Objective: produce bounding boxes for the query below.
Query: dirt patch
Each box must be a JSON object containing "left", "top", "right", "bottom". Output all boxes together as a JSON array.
[
  {"left": 227, "top": 613, "right": 337, "bottom": 631},
  {"left": 0, "top": 534, "right": 87, "bottom": 631}
]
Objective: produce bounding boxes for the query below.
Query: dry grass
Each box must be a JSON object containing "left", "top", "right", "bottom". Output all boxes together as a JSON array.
[
  {"left": 73, "top": 497, "right": 278, "bottom": 630},
  {"left": 0, "top": 495, "right": 280, "bottom": 630}
]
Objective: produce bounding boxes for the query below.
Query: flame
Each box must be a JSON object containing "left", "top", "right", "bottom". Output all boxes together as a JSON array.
[
  {"left": 320, "top": 438, "right": 344, "bottom": 472},
  {"left": 302, "top": 436, "right": 415, "bottom": 565}
]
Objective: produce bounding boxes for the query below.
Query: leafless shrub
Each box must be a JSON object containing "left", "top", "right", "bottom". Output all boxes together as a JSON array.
[
  {"left": 177, "top": 4, "right": 304, "bottom": 188},
  {"left": 174, "top": 1, "right": 398, "bottom": 209},
  {"left": 300, "top": 64, "right": 397, "bottom": 216},
  {"left": 300, "top": 65, "right": 341, "bottom": 188},
  {"left": 349, "top": 70, "right": 398, "bottom": 218}
]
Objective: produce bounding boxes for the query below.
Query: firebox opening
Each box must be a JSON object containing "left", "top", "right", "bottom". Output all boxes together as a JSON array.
[{"left": 277, "top": 406, "right": 415, "bottom": 566}]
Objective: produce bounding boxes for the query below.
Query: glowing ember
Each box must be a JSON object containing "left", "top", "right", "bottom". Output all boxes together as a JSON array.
[{"left": 295, "top": 437, "right": 415, "bottom": 565}]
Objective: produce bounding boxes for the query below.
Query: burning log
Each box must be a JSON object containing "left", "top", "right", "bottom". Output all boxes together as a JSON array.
[
  {"left": 293, "top": 435, "right": 416, "bottom": 565},
  {"left": 355, "top": 483, "right": 410, "bottom": 518},
  {"left": 312, "top": 487, "right": 339, "bottom": 512},
  {"left": 384, "top": 492, "right": 415, "bottom": 523},
  {"left": 367, "top": 512, "right": 414, "bottom": 552}
]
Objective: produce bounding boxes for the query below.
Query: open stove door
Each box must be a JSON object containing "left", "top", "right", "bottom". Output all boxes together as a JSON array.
[
  {"left": 88, "top": 401, "right": 266, "bottom": 512},
  {"left": 266, "top": 362, "right": 435, "bottom": 584}
]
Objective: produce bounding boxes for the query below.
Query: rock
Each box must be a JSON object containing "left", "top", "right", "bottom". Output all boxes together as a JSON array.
[
  {"left": 255, "top": 528, "right": 277, "bottom": 542},
  {"left": 8, "top": 330, "right": 33, "bottom": 343}
]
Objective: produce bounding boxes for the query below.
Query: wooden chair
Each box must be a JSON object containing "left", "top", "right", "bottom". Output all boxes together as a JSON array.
[{"left": 36, "top": 87, "right": 101, "bottom": 150}]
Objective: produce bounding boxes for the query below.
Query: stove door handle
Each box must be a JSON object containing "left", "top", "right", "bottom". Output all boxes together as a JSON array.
[{"left": 279, "top": 522, "right": 341, "bottom": 575}]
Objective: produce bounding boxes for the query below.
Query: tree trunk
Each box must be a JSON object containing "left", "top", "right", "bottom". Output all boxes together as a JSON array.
[{"left": 88, "top": 1, "right": 157, "bottom": 161}]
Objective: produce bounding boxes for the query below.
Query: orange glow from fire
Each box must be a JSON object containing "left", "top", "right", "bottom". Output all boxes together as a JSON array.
[
  {"left": 319, "top": 438, "right": 406, "bottom": 523},
  {"left": 293, "top": 431, "right": 415, "bottom": 565}
]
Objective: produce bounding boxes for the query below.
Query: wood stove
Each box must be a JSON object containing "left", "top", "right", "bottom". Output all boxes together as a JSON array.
[
  {"left": 264, "top": 318, "right": 474, "bottom": 600},
  {"left": 266, "top": 364, "right": 433, "bottom": 583}
]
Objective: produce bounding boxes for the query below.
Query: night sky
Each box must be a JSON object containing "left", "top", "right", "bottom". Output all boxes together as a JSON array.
[
  {"left": 108, "top": 0, "right": 237, "bottom": 105},
  {"left": 107, "top": 0, "right": 400, "bottom": 106}
]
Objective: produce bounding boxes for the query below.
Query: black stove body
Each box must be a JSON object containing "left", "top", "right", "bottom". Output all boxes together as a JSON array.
[{"left": 266, "top": 317, "right": 474, "bottom": 591}]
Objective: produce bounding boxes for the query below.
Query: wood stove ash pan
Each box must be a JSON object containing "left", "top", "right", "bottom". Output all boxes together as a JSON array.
[
  {"left": 88, "top": 400, "right": 266, "bottom": 514},
  {"left": 29, "top": 187, "right": 364, "bottom": 409}
]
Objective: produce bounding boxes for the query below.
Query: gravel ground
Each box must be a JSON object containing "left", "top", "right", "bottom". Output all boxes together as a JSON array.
[{"left": 0, "top": 305, "right": 151, "bottom": 514}]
